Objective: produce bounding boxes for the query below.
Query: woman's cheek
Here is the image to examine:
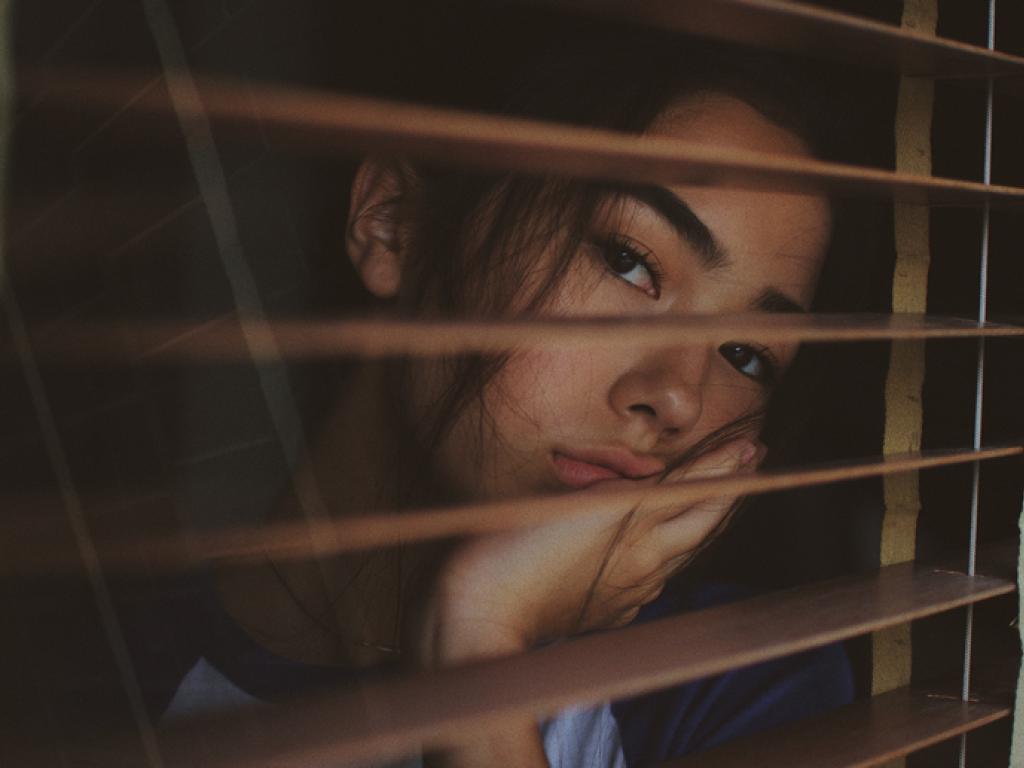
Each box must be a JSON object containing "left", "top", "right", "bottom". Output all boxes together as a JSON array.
[
  {"left": 490, "top": 346, "right": 615, "bottom": 434},
  {"left": 701, "top": 365, "right": 767, "bottom": 431}
]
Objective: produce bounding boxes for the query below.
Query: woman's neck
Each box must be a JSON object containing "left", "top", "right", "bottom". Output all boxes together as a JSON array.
[
  {"left": 217, "top": 361, "right": 427, "bottom": 668},
  {"left": 304, "top": 360, "right": 404, "bottom": 513}
]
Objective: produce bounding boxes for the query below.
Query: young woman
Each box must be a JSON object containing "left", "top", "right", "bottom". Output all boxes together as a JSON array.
[{"left": 159, "top": 14, "right": 874, "bottom": 767}]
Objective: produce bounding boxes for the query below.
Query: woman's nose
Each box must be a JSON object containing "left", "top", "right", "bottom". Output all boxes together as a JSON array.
[{"left": 608, "top": 346, "right": 711, "bottom": 440}]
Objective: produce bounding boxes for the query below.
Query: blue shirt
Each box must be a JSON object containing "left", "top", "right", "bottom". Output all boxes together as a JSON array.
[{"left": 133, "top": 576, "right": 853, "bottom": 766}]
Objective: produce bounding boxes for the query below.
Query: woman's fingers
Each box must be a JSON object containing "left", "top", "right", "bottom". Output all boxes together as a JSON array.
[
  {"left": 655, "top": 491, "right": 740, "bottom": 564},
  {"left": 670, "top": 437, "right": 762, "bottom": 482},
  {"left": 649, "top": 437, "right": 764, "bottom": 560},
  {"left": 639, "top": 437, "right": 759, "bottom": 527}
]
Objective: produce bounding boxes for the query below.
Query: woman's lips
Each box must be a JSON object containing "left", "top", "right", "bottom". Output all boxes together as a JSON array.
[{"left": 552, "top": 448, "right": 665, "bottom": 489}]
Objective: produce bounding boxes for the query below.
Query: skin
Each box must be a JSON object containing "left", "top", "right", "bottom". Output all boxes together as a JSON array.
[
  {"left": 217, "top": 93, "right": 831, "bottom": 767},
  {"left": 425, "top": 96, "right": 828, "bottom": 504}
]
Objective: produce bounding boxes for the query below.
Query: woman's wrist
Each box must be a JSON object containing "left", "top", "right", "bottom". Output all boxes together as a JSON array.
[
  {"left": 432, "top": 618, "right": 529, "bottom": 665},
  {"left": 413, "top": 573, "right": 547, "bottom": 767},
  {"left": 411, "top": 566, "right": 531, "bottom": 668}
]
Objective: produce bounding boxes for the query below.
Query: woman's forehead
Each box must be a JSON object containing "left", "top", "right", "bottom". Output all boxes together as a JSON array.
[
  {"left": 639, "top": 94, "right": 831, "bottom": 305},
  {"left": 649, "top": 92, "right": 813, "bottom": 159}
]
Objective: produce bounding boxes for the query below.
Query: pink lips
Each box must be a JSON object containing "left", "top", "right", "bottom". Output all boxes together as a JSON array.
[{"left": 552, "top": 447, "right": 666, "bottom": 489}]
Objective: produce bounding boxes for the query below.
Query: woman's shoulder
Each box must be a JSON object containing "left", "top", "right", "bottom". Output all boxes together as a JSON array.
[
  {"left": 214, "top": 557, "right": 344, "bottom": 665},
  {"left": 124, "top": 568, "right": 364, "bottom": 721}
]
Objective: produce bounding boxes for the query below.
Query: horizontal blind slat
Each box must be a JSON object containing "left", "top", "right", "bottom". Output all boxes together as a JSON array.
[
  {"left": 151, "top": 446, "right": 1024, "bottom": 565},
  {"left": 17, "top": 314, "right": 1024, "bottom": 363},
  {"left": 24, "top": 72, "right": 1024, "bottom": 207},
  {"left": 142, "top": 563, "right": 1013, "bottom": 767},
  {"left": 535, "top": 0, "right": 1024, "bottom": 80},
  {"left": 7, "top": 446, "right": 1020, "bottom": 571},
  {"left": 661, "top": 685, "right": 1011, "bottom": 768}
]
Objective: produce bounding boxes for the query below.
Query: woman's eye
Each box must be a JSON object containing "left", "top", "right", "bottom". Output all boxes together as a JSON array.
[
  {"left": 599, "top": 236, "right": 660, "bottom": 298},
  {"left": 718, "top": 342, "right": 777, "bottom": 386}
]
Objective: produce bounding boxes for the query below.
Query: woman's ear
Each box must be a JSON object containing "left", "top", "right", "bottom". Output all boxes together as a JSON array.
[{"left": 346, "top": 159, "right": 413, "bottom": 298}]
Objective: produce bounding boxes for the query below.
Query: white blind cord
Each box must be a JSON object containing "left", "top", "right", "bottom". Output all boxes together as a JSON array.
[{"left": 959, "top": 3, "right": 996, "bottom": 767}]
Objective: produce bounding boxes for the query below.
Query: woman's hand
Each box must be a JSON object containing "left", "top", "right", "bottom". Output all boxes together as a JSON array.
[
  {"left": 412, "top": 437, "right": 760, "bottom": 767},
  {"left": 414, "top": 437, "right": 762, "bottom": 667}
]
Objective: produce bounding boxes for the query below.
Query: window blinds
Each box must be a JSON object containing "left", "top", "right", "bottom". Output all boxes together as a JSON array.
[{"left": 2, "top": 1, "right": 1021, "bottom": 766}]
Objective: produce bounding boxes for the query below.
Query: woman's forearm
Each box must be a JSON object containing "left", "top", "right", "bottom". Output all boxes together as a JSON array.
[
  {"left": 424, "top": 718, "right": 548, "bottom": 768},
  {"left": 414, "top": 582, "right": 549, "bottom": 768}
]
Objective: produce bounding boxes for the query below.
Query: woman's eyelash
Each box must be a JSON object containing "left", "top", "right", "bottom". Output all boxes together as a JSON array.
[
  {"left": 593, "top": 234, "right": 663, "bottom": 298},
  {"left": 586, "top": 234, "right": 779, "bottom": 387},
  {"left": 717, "top": 342, "right": 779, "bottom": 387}
]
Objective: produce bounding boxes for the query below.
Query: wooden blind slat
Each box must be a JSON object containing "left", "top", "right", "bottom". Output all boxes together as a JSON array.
[
  {"left": 10, "top": 4, "right": 1022, "bottom": 767},
  {"left": 19, "top": 314, "right": 1024, "bottom": 363},
  {"left": 142, "top": 563, "right": 1014, "bottom": 767},
  {"left": 26, "top": 72, "right": 1024, "bottom": 207},
  {"left": 661, "top": 685, "right": 1011, "bottom": 768},
  {"left": 538, "top": 0, "right": 1024, "bottom": 81},
  {"left": 8, "top": 446, "right": 1018, "bottom": 572},
  {"left": 161, "top": 446, "right": 1024, "bottom": 565}
]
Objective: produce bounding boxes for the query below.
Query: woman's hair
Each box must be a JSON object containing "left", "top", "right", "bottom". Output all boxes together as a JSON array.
[{"left": 357, "top": 8, "right": 881, "bottom": 504}]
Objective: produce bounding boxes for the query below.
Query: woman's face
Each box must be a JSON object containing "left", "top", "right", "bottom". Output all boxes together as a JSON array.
[{"left": 356, "top": 94, "right": 831, "bottom": 503}]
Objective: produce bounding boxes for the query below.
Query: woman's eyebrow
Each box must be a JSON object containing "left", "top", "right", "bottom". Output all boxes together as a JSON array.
[
  {"left": 608, "top": 185, "right": 808, "bottom": 314},
  {"left": 618, "top": 184, "right": 729, "bottom": 270},
  {"left": 755, "top": 288, "right": 806, "bottom": 314}
]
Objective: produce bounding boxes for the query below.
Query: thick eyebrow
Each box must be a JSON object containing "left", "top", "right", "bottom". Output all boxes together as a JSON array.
[
  {"left": 616, "top": 184, "right": 729, "bottom": 270},
  {"left": 755, "top": 288, "right": 807, "bottom": 314},
  {"left": 605, "top": 184, "right": 807, "bottom": 313}
]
